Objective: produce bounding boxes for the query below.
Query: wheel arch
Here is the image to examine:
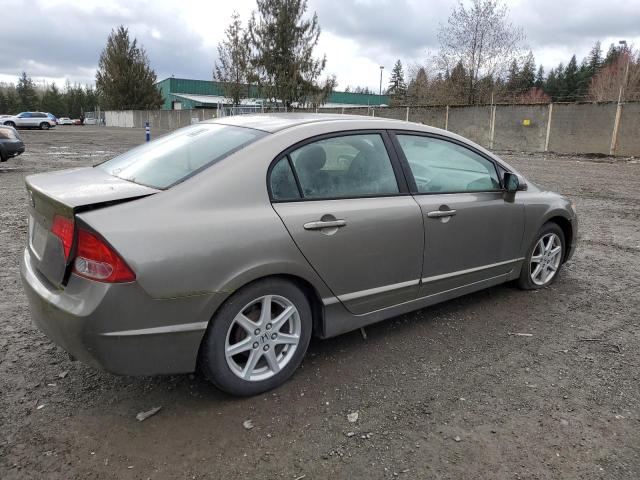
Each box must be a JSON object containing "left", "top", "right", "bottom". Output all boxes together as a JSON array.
[{"left": 545, "top": 215, "right": 573, "bottom": 262}]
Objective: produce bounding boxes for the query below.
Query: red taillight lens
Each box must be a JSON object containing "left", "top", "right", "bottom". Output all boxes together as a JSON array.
[
  {"left": 51, "top": 215, "right": 74, "bottom": 260},
  {"left": 72, "top": 229, "right": 135, "bottom": 283}
]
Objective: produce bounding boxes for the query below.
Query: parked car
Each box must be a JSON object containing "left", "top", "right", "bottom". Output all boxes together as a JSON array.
[
  {"left": 58, "top": 117, "right": 75, "bottom": 125},
  {"left": 0, "top": 125, "right": 25, "bottom": 161},
  {"left": 21, "top": 114, "right": 577, "bottom": 396},
  {"left": 3, "top": 112, "right": 56, "bottom": 130}
]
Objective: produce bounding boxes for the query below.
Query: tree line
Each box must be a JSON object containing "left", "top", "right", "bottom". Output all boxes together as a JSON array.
[
  {"left": 385, "top": 0, "right": 640, "bottom": 106},
  {"left": 0, "top": 73, "right": 99, "bottom": 117}
]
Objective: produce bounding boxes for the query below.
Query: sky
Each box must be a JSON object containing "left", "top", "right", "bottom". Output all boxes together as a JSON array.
[{"left": 1, "top": 0, "right": 639, "bottom": 92}]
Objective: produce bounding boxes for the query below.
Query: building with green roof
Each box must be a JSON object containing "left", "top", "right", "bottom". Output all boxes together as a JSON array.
[{"left": 155, "top": 77, "right": 388, "bottom": 110}]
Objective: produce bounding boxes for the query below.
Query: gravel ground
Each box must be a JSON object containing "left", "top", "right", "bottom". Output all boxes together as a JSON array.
[{"left": 1, "top": 126, "right": 639, "bottom": 479}]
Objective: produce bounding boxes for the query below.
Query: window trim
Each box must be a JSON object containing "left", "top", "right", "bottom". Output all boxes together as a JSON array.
[
  {"left": 267, "top": 129, "right": 411, "bottom": 203},
  {"left": 388, "top": 130, "right": 507, "bottom": 196}
]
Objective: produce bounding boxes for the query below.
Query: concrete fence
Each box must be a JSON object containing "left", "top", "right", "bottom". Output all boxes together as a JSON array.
[{"left": 104, "top": 102, "right": 640, "bottom": 156}]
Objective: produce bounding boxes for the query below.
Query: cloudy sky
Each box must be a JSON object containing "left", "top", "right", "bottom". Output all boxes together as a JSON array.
[{"left": 1, "top": 0, "right": 639, "bottom": 91}]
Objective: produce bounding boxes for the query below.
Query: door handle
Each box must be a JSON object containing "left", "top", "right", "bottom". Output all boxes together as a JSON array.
[
  {"left": 427, "top": 209, "right": 457, "bottom": 218},
  {"left": 304, "top": 219, "right": 347, "bottom": 230}
]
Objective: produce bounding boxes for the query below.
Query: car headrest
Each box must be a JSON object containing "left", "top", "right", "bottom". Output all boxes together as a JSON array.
[{"left": 297, "top": 145, "right": 326, "bottom": 173}]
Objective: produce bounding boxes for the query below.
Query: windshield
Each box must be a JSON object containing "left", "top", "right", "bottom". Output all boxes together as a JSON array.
[{"left": 98, "top": 123, "right": 267, "bottom": 189}]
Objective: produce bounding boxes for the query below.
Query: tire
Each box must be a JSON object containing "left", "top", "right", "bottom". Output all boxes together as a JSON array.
[
  {"left": 4, "top": 121, "right": 15, "bottom": 127},
  {"left": 0, "top": 150, "right": 7, "bottom": 162},
  {"left": 518, "top": 222, "right": 565, "bottom": 290},
  {"left": 200, "top": 278, "right": 312, "bottom": 396},
  {"left": 39, "top": 122, "right": 50, "bottom": 130}
]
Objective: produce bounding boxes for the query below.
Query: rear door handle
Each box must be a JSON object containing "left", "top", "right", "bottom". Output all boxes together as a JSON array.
[
  {"left": 427, "top": 209, "right": 457, "bottom": 218},
  {"left": 304, "top": 219, "right": 347, "bottom": 230}
]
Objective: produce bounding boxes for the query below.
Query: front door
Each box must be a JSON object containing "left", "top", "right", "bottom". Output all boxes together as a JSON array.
[
  {"left": 393, "top": 133, "right": 525, "bottom": 296},
  {"left": 269, "top": 132, "right": 424, "bottom": 315}
]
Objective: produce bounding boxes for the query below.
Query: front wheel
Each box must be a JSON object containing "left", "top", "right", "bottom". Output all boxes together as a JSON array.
[
  {"left": 4, "top": 121, "right": 15, "bottom": 127},
  {"left": 518, "top": 222, "right": 565, "bottom": 290},
  {"left": 39, "top": 122, "right": 50, "bottom": 130},
  {"left": 199, "top": 278, "right": 312, "bottom": 396}
]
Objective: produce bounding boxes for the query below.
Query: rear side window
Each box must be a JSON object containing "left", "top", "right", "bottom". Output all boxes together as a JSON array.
[
  {"left": 273, "top": 134, "right": 399, "bottom": 200},
  {"left": 270, "top": 158, "right": 301, "bottom": 201},
  {"left": 397, "top": 135, "right": 500, "bottom": 193},
  {"left": 99, "top": 123, "right": 267, "bottom": 189}
]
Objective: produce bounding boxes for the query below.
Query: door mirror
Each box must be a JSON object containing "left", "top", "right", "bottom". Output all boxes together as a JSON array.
[{"left": 504, "top": 172, "right": 519, "bottom": 193}]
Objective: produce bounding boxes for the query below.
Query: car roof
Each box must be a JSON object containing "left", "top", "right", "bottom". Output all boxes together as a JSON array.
[{"left": 203, "top": 112, "right": 405, "bottom": 133}]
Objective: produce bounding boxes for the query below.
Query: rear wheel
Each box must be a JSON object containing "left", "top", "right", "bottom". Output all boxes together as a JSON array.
[
  {"left": 4, "top": 121, "right": 15, "bottom": 127},
  {"left": 518, "top": 222, "right": 565, "bottom": 290},
  {"left": 39, "top": 122, "right": 50, "bottom": 130},
  {"left": 0, "top": 149, "right": 7, "bottom": 162},
  {"left": 200, "top": 278, "right": 312, "bottom": 396}
]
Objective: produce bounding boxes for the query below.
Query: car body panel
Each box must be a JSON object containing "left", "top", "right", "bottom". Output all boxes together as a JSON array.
[
  {"left": 0, "top": 125, "right": 25, "bottom": 160},
  {"left": 20, "top": 114, "right": 578, "bottom": 376}
]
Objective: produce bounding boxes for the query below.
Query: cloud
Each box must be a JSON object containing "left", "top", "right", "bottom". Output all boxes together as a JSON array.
[{"left": 1, "top": 0, "right": 639, "bottom": 90}]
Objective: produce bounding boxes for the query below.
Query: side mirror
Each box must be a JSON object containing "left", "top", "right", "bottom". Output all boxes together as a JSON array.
[{"left": 504, "top": 172, "right": 519, "bottom": 193}]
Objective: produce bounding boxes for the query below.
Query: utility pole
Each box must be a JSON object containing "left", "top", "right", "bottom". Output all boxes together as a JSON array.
[
  {"left": 617, "top": 40, "right": 631, "bottom": 105},
  {"left": 610, "top": 39, "right": 630, "bottom": 155},
  {"left": 379, "top": 66, "right": 384, "bottom": 107}
]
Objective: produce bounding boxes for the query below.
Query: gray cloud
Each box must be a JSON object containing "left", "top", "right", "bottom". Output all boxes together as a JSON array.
[{"left": 0, "top": 1, "right": 213, "bottom": 85}]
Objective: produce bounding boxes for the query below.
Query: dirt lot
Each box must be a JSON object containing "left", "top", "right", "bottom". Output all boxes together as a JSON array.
[{"left": 1, "top": 126, "right": 639, "bottom": 479}]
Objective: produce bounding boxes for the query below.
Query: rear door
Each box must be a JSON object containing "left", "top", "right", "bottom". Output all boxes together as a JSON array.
[
  {"left": 270, "top": 131, "right": 424, "bottom": 315},
  {"left": 392, "top": 133, "right": 525, "bottom": 297}
]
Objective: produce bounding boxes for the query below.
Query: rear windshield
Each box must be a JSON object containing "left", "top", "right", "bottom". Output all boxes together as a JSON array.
[{"left": 98, "top": 123, "right": 267, "bottom": 189}]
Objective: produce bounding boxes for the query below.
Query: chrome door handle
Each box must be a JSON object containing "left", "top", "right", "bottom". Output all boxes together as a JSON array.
[
  {"left": 304, "top": 219, "right": 347, "bottom": 230},
  {"left": 427, "top": 209, "right": 457, "bottom": 218}
]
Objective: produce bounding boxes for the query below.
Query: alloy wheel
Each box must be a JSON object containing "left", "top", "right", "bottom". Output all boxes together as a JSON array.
[
  {"left": 530, "top": 233, "right": 562, "bottom": 286},
  {"left": 225, "top": 295, "right": 301, "bottom": 382}
]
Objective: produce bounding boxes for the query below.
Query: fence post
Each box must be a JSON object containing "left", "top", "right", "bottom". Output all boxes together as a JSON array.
[
  {"left": 445, "top": 106, "right": 449, "bottom": 130},
  {"left": 544, "top": 103, "right": 554, "bottom": 152},
  {"left": 341, "top": 107, "right": 345, "bottom": 114},
  {"left": 406, "top": 106, "right": 409, "bottom": 122},
  {"left": 372, "top": 108, "right": 375, "bottom": 117},
  {"left": 489, "top": 105, "right": 496, "bottom": 149},
  {"left": 610, "top": 103, "right": 623, "bottom": 156}
]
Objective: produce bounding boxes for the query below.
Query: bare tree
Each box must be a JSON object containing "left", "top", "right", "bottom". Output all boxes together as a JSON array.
[
  {"left": 437, "top": 0, "right": 524, "bottom": 104},
  {"left": 214, "top": 12, "right": 253, "bottom": 106},
  {"left": 588, "top": 48, "right": 640, "bottom": 102}
]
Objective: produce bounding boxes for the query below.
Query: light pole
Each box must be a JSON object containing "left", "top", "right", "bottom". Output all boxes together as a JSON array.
[
  {"left": 617, "top": 40, "right": 631, "bottom": 104},
  {"left": 379, "top": 65, "right": 384, "bottom": 107}
]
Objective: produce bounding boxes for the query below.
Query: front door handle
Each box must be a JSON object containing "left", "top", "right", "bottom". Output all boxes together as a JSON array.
[
  {"left": 427, "top": 209, "right": 457, "bottom": 218},
  {"left": 304, "top": 219, "right": 347, "bottom": 230}
]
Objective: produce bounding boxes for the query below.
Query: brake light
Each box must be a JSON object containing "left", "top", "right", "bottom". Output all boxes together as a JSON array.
[
  {"left": 72, "top": 229, "right": 135, "bottom": 282},
  {"left": 51, "top": 215, "right": 74, "bottom": 260}
]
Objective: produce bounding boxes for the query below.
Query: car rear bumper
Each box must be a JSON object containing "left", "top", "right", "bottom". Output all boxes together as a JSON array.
[
  {"left": 1, "top": 140, "right": 25, "bottom": 157},
  {"left": 20, "top": 248, "right": 225, "bottom": 375}
]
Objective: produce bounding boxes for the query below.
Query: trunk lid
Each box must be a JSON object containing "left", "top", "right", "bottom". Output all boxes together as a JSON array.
[{"left": 25, "top": 167, "right": 159, "bottom": 287}]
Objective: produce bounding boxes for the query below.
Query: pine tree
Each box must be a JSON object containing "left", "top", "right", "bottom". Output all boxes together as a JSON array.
[
  {"left": 387, "top": 60, "right": 407, "bottom": 101},
  {"left": 40, "top": 83, "right": 65, "bottom": 116},
  {"left": 505, "top": 60, "right": 521, "bottom": 98},
  {"left": 587, "top": 41, "right": 603, "bottom": 76},
  {"left": 96, "top": 26, "right": 163, "bottom": 110},
  {"left": 564, "top": 55, "right": 579, "bottom": 100},
  {"left": 535, "top": 65, "right": 545, "bottom": 88},
  {"left": 16, "top": 72, "right": 38, "bottom": 111},
  {"left": 520, "top": 52, "right": 536, "bottom": 91},
  {"left": 214, "top": 12, "right": 253, "bottom": 106},
  {"left": 407, "top": 67, "right": 429, "bottom": 104},
  {"left": 248, "top": 0, "right": 326, "bottom": 108}
]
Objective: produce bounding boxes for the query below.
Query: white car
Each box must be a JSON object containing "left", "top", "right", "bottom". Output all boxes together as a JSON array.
[
  {"left": 3, "top": 112, "right": 56, "bottom": 130},
  {"left": 58, "top": 117, "right": 75, "bottom": 125}
]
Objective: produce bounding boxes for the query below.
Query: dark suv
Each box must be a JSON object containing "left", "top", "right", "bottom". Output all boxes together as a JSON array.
[{"left": 0, "top": 125, "right": 25, "bottom": 161}]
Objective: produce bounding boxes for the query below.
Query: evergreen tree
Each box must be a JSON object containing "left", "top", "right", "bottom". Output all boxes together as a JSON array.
[
  {"left": 407, "top": 67, "right": 429, "bottom": 104},
  {"left": 520, "top": 52, "right": 536, "bottom": 91},
  {"left": 505, "top": 59, "right": 521, "bottom": 98},
  {"left": 534, "top": 65, "right": 545, "bottom": 88},
  {"left": 214, "top": 12, "right": 253, "bottom": 106},
  {"left": 587, "top": 41, "right": 603, "bottom": 76},
  {"left": 0, "top": 91, "right": 6, "bottom": 114},
  {"left": 603, "top": 43, "right": 621, "bottom": 67},
  {"left": 16, "top": 72, "right": 39, "bottom": 111},
  {"left": 387, "top": 60, "right": 407, "bottom": 100},
  {"left": 248, "top": 0, "right": 326, "bottom": 108},
  {"left": 96, "top": 25, "right": 163, "bottom": 110},
  {"left": 40, "top": 83, "right": 65, "bottom": 116},
  {"left": 563, "top": 55, "right": 579, "bottom": 100}
]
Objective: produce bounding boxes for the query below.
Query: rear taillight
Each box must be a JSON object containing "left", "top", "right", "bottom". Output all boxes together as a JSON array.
[
  {"left": 51, "top": 215, "right": 74, "bottom": 260},
  {"left": 72, "top": 229, "right": 135, "bottom": 283}
]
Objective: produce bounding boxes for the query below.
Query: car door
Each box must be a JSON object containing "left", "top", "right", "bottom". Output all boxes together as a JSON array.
[
  {"left": 16, "top": 112, "right": 31, "bottom": 127},
  {"left": 392, "top": 133, "right": 525, "bottom": 297},
  {"left": 269, "top": 131, "right": 424, "bottom": 315}
]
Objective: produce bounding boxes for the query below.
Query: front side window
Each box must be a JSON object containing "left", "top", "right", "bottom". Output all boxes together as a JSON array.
[
  {"left": 99, "top": 123, "right": 267, "bottom": 189},
  {"left": 397, "top": 135, "right": 500, "bottom": 194},
  {"left": 281, "top": 134, "right": 399, "bottom": 200}
]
